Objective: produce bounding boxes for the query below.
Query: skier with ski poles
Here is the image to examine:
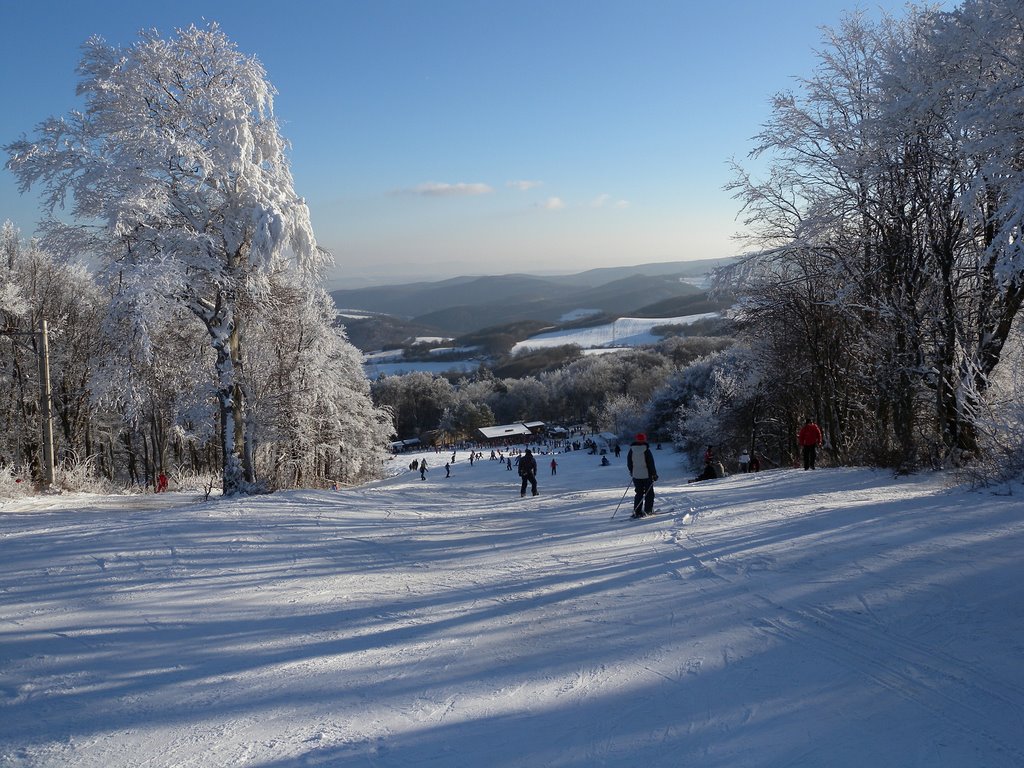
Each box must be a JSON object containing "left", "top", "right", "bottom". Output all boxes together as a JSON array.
[{"left": 627, "top": 433, "right": 658, "bottom": 518}]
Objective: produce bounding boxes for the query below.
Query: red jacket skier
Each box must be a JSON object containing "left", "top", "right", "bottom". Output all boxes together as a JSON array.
[{"left": 798, "top": 420, "right": 823, "bottom": 470}]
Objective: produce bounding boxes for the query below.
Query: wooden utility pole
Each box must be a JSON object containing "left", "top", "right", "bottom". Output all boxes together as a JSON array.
[{"left": 37, "top": 319, "right": 55, "bottom": 489}]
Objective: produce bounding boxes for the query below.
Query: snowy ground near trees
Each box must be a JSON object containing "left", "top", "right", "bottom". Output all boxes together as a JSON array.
[{"left": 2, "top": 447, "right": 1023, "bottom": 767}]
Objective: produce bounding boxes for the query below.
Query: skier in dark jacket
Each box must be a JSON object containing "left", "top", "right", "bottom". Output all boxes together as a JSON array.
[
  {"left": 627, "top": 433, "right": 658, "bottom": 518},
  {"left": 518, "top": 448, "right": 538, "bottom": 497}
]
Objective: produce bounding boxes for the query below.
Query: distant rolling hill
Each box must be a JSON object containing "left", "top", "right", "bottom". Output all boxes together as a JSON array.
[
  {"left": 331, "top": 274, "right": 572, "bottom": 319},
  {"left": 404, "top": 275, "right": 704, "bottom": 334},
  {"left": 331, "top": 259, "right": 734, "bottom": 337},
  {"left": 547, "top": 256, "right": 734, "bottom": 286}
]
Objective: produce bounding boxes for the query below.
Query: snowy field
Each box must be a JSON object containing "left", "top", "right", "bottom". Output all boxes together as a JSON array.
[
  {"left": 2, "top": 449, "right": 1023, "bottom": 767},
  {"left": 359, "top": 314, "right": 717, "bottom": 377},
  {"left": 511, "top": 313, "right": 719, "bottom": 353}
]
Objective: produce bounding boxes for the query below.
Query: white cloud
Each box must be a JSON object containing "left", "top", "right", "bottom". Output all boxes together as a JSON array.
[
  {"left": 540, "top": 197, "right": 566, "bottom": 211},
  {"left": 591, "top": 193, "right": 630, "bottom": 209},
  {"left": 507, "top": 180, "right": 544, "bottom": 191},
  {"left": 397, "top": 182, "right": 494, "bottom": 197}
]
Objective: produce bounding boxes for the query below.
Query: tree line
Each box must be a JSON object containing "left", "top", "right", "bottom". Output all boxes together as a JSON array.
[
  {"left": 2, "top": 25, "right": 392, "bottom": 495},
  {"left": 370, "top": 337, "right": 736, "bottom": 450},
  {"left": 719, "top": 0, "right": 1024, "bottom": 477},
  {"left": 0, "top": 221, "right": 392, "bottom": 494}
]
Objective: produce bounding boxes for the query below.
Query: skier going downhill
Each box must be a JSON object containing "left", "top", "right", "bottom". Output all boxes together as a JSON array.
[
  {"left": 627, "top": 433, "right": 658, "bottom": 518},
  {"left": 519, "top": 448, "right": 539, "bottom": 497}
]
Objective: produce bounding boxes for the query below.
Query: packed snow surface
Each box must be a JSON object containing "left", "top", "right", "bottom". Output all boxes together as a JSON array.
[{"left": 2, "top": 449, "right": 1023, "bottom": 767}]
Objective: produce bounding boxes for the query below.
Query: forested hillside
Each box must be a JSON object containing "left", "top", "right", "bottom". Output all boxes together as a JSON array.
[{"left": 331, "top": 260, "right": 722, "bottom": 335}]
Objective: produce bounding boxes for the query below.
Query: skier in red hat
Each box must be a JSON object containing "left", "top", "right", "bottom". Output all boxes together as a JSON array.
[{"left": 627, "top": 433, "right": 658, "bottom": 518}]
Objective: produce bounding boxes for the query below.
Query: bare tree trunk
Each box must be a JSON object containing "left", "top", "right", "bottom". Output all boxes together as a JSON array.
[
  {"left": 196, "top": 290, "right": 246, "bottom": 495},
  {"left": 123, "top": 429, "right": 139, "bottom": 486},
  {"left": 215, "top": 341, "right": 243, "bottom": 495},
  {"left": 229, "top": 320, "right": 257, "bottom": 485}
]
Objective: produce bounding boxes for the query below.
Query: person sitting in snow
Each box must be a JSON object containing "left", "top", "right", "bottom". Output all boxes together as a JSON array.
[{"left": 688, "top": 461, "right": 717, "bottom": 484}]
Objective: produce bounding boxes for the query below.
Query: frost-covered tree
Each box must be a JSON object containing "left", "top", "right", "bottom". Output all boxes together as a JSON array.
[
  {"left": 547, "top": 351, "right": 675, "bottom": 429},
  {"left": 245, "top": 277, "right": 393, "bottom": 488},
  {"left": 5, "top": 24, "right": 326, "bottom": 494},
  {"left": 726, "top": 11, "right": 910, "bottom": 464},
  {"left": 90, "top": 293, "right": 214, "bottom": 487},
  {"left": 924, "top": 0, "right": 1024, "bottom": 458},
  {"left": 432, "top": 376, "right": 495, "bottom": 441},
  {"left": 669, "top": 346, "right": 775, "bottom": 467},
  {"left": 0, "top": 221, "right": 28, "bottom": 324},
  {"left": 371, "top": 372, "right": 455, "bottom": 440},
  {"left": 726, "top": 4, "right": 1024, "bottom": 470},
  {"left": 962, "top": 317, "right": 1024, "bottom": 485},
  {"left": 487, "top": 376, "right": 547, "bottom": 424},
  {"left": 438, "top": 400, "right": 495, "bottom": 442},
  {"left": 0, "top": 223, "right": 34, "bottom": 473},
  {"left": 596, "top": 394, "right": 645, "bottom": 439},
  {"left": 0, "top": 230, "right": 105, "bottom": 485}
]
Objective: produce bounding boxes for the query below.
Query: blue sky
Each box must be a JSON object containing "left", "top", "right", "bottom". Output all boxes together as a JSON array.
[{"left": 1, "top": 0, "right": 946, "bottom": 286}]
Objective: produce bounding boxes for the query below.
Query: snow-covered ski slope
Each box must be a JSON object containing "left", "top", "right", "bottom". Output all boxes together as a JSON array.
[
  {"left": 2, "top": 448, "right": 1023, "bottom": 767},
  {"left": 511, "top": 313, "right": 717, "bottom": 353}
]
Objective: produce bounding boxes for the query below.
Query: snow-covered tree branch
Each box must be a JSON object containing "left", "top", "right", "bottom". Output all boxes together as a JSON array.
[{"left": 5, "top": 24, "right": 339, "bottom": 494}]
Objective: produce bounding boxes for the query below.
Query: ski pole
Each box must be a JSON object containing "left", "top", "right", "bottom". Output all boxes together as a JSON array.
[{"left": 610, "top": 482, "right": 633, "bottom": 520}]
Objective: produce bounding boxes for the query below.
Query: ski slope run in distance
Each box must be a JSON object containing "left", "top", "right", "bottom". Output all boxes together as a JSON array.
[{"left": 511, "top": 312, "right": 719, "bottom": 354}]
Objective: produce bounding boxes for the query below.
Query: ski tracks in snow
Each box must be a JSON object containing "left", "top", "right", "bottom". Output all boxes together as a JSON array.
[
  {"left": 752, "top": 602, "right": 1024, "bottom": 761},
  {"left": 658, "top": 474, "right": 1024, "bottom": 765},
  {"left": 4, "top": 464, "right": 1024, "bottom": 767}
]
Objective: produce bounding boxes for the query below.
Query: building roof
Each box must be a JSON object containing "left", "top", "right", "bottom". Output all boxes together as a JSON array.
[
  {"left": 478, "top": 424, "right": 534, "bottom": 439},
  {"left": 390, "top": 438, "right": 421, "bottom": 450}
]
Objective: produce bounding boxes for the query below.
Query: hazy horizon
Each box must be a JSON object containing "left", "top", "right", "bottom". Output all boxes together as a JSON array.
[{"left": 324, "top": 254, "right": 732, "bottom": 290}]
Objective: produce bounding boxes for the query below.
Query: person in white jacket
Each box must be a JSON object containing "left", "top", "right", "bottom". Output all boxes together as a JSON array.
[
  {"left": 626, "top": 433, "right": 658, "bottom": 518},
  {"left": 738, "top": 450, "right": 750, "bottom": 473}
]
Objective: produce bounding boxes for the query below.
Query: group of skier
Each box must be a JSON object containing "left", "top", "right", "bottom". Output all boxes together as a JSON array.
[{"left": 408, "top": 418, "right": 824, "bottom": 520}]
